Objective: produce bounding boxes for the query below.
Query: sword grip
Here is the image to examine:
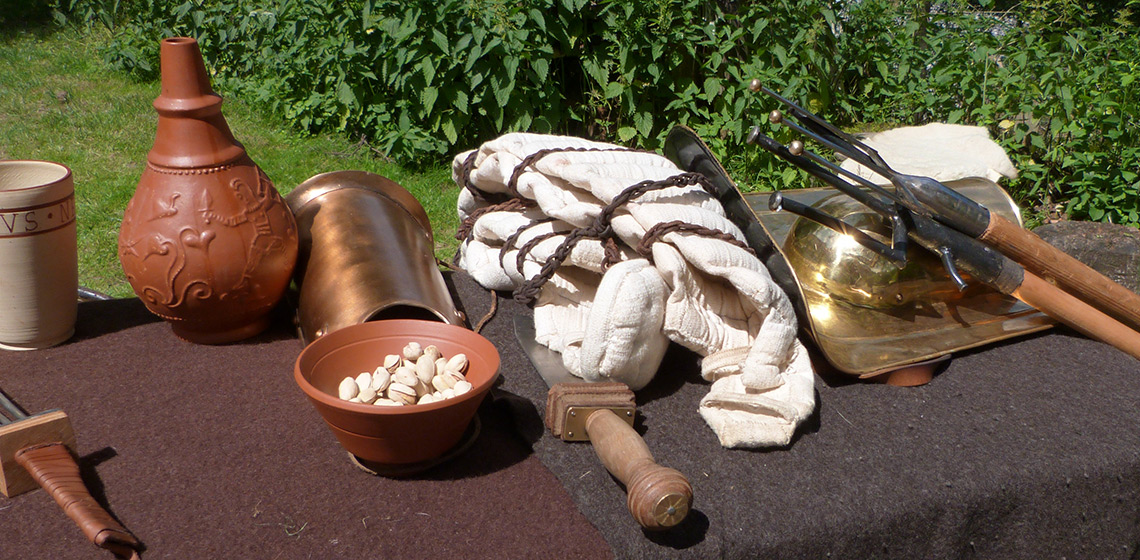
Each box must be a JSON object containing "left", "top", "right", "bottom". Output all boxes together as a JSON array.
[
  {"left": 585, "top": 409, "right": 692, "bottom": 530},
  {"left": 15, "top": 442, "right": 141, "bottom": 558}
]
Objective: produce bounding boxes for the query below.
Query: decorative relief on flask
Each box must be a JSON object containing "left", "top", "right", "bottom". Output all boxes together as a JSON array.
[{"left": 117, "top": 37, "right": 297, "bottom": 344}]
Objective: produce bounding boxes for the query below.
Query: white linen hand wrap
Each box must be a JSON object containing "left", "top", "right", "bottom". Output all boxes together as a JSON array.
[{"left": 454, "top": 133, "right": 816, "bottom": 447}]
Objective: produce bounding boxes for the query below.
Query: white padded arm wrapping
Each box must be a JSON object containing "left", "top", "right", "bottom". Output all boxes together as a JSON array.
[{"left": 454, "top": 133, "right": 816, "bottom": 448}]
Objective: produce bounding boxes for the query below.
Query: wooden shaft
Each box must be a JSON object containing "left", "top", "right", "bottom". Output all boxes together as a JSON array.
[
  {"left": 584, "top": 409, "right": 692, "bottom": 530},
  {"left": 1013, "top": 270, "right": 1140, "bottom": 360},
  {"left": 982, "top": 213, "right": 1140, "bottom": 331}
]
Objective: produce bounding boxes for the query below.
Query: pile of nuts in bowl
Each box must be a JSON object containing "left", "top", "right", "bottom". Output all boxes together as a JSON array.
[{"left": 337, "top": 341, "right": 472, "bottom": 407}]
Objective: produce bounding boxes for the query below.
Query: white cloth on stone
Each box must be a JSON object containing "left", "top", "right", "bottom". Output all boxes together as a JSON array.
[
  {"left": 453, "top": 132, "right": 816, "bottom": 448},
  {"left": 839, "top": 123, "right": 1018, "bottom": 185}
]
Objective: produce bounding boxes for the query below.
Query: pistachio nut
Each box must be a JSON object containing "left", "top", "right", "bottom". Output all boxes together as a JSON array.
[
  {"left": 423, "top": 345, "right": 442, "bottom": 363},
  {"left": 358, "top": 386, "right": 378, "bottom": 403},
  {"left": 454, "top": 380, "right": 473, "bottom": 395},
  {"left": 445, "top": 353, "right": 469, "bottom": 374},
  {"left": 392, "top": 365, "right": 418, "bottom": 387},
  {"left": 431, "top": 374, "right": 455, "bottom": 392},
  {"left": 355, "top": 372, "right": 373, "bottom": 393},
  {"left": 371, "top": 368, "right": 392, "bottom": 393},
  {"left": 414, "top": 355, "right": 436, "bottom": 384},
  {"left": 338, "top": 377, "right": 359, "bottom": 400},
  {"left": 402, "top": 342, "right": 423, "bottom": 362},
  {"left": 387, "top": 383, "right": 417, "bottom": 405}
]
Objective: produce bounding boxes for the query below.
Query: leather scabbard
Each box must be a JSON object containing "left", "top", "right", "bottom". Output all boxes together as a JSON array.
[{"left": 15, "top": 442, "right": 141, "bottom": 558}]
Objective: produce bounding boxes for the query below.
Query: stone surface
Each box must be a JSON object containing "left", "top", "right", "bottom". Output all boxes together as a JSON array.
[{"left": 1033, "top": 220, "right": 1140, "bottom": 292}]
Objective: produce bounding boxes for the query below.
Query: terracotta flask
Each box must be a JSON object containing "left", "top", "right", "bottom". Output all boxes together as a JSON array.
[{"left": 118, "top": 37, "right": 298, "bottom": 344}]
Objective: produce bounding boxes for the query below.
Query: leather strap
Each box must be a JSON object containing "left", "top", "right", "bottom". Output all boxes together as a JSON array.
[{"left": 15, "top": 442, "right": 141, "bottom": 559}]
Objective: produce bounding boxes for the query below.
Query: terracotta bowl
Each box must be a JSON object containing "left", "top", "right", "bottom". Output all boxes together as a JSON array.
[{"left": 295, "top": 320, "right": 500, "bottom": 465}]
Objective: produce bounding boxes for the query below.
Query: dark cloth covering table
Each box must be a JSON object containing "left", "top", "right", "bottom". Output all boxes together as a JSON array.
[{"left": 2, "top": 271, "right": 1139, "bottom": 559}]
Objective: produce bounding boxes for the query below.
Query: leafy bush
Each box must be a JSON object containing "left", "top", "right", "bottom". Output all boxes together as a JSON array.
[
  {"left": 975, "top": 16, "right": 1140, "bottom": 226},
  {"left": 53, "top": 0, "right": 1140, "bottom": 227}
]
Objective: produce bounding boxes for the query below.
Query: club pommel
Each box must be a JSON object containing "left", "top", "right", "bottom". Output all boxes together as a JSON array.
[
  {"left": 625, "top": 458, "right": 693, "bottom": 530},
  {"left": 545, "top": 382, "right": 693, "bottom": 530}
]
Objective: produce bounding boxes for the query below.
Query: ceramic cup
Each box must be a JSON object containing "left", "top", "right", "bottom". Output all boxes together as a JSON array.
[{"left": 0, "top": 161, "right": 78, "bottom": 350}]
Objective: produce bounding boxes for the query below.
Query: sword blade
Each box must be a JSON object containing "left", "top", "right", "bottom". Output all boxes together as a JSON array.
[
  {"left": 512, "top": 315, "right": 581, "bottom": 387},
  {"left": 0, "top": 389, "right": 29, "bottom": 424}
]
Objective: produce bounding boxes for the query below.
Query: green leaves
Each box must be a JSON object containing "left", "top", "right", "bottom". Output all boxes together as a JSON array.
[
  {"left": 441, "top": 117, "right": 458, "bottom": 144},
  {"left": 581, "top": 59, "right": 608, "bottom": 89},
  {"left": 531, "top": 57, "right": 549, "bottom": 83},
  {"left": 604, "top": 81, "right": 624, "bottom": 99},
  {"left": 632, "top": 106, "right": 653, "bottom": 138},
  {"left": 453, "top": 90, "right": 469, "bottom": 114},
  {"left": 85, "top": 0, "right": 1140, "bottom": 227},
  {"left": 421, "top": 87, "right": 438, "bottom": 116},
  {"left": 336, "top": 81, "right": 356, "bottom": 106}
]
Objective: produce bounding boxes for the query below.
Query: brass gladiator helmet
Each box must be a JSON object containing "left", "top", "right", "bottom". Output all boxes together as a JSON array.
[
  {"left": 663, "top": 125, "right": 1053, "bottom": 380},
  {"left": 783, "top": 192, "right": 968, "bottom": 310},
  {"left": 766, "top": 178, "right": 1051, "bottom": 377}
]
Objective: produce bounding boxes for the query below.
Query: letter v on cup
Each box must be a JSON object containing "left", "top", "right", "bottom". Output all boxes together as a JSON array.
[{"left": 0, "top": 161, "right": 78, "bottom": 350}]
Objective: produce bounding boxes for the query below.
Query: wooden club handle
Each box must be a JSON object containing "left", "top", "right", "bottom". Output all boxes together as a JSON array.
[
  {"left": 15, "top": 442, "right": 141, "bottom": 559},
  {"left": 584, "top": 409, "right": 692, "bottom": 530},
  {"left": 1013, "top": 269, "right": 1140, "bottom": 361},
  {"left": 982, "top": 213, "right": 1140, "bottom": 331}
]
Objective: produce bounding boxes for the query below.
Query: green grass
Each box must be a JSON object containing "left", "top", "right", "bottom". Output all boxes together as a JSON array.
[{"left": 0, "top": 26, "right": 459, "bottom": 298}]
